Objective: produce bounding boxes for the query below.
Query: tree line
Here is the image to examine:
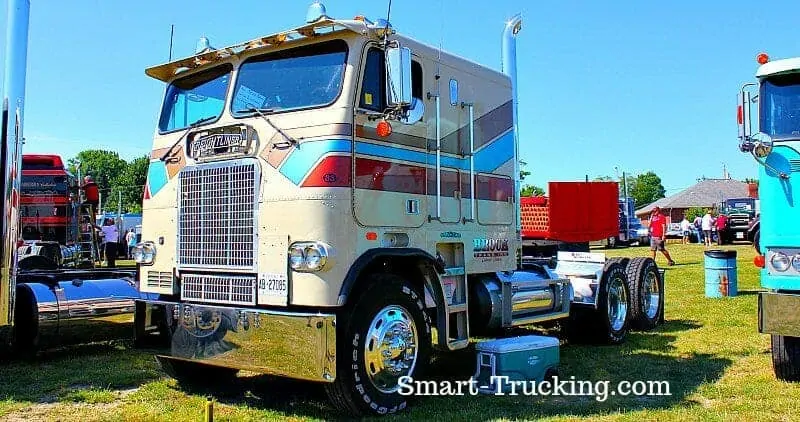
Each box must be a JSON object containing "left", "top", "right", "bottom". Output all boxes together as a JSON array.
[{"left": 67, "top": 149, "right": 148, "bottom": 214}]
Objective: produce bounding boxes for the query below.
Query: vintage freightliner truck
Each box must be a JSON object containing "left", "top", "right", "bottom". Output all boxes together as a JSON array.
[{"left": 133, "top": 2, "right": 665, "bottom": 415}]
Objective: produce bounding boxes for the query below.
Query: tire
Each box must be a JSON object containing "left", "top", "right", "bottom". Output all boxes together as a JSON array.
[
  {"left": 566, "top": 262, "right": 630, "bottom": 344},
  {"left": 157, "top": 356, "right": 239, "bottom": 387},
  {"left": 754, "top": 229, "right": 761, "bottom": 254},
  {"left": 772, "top": 335, "right": 800, "bottom": 381},
  {"left": 625, "top": 257, "right": 664, "bottom": 331},
  {"left": 325, "top": 273, "right": 431, "bottom": 416}
]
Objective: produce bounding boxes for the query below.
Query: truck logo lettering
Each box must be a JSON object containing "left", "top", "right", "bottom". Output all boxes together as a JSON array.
[
  {"left": 187, "top": 124, "right": 256, "bottom": 160},
  {"left": 440, "top": 231, "right": 461, "bottom": 238},
  {"left": 323, "top": 173, "right": 338, "bottom": 183},
  {"left": 473, "top": 238, "right": 509, "bottom": 258}
]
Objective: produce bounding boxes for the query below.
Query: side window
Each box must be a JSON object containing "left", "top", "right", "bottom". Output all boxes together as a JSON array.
[
  {"left": 360, "top": 48, "right": 385, "bottom": 111},
  {"left": 360, "top": 47, "right": 424, "bottom": 114}
]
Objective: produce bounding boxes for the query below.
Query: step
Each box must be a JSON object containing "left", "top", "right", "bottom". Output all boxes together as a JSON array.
[
  {"left": 443, "top": 267, "right": 465, "bottom": 276},
  {"left": 447, "top": 303, "right": 467, "bottom": 313}
]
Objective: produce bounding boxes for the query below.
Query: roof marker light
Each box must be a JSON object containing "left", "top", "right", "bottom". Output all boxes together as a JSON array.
[
  {"left": 757, "top": 53, "right": 769, "bottom": 65},
  {"left": 376, "top": 120, "right": 392, "bottom": 137}
]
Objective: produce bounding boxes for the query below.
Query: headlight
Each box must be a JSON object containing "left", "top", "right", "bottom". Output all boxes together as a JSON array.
[
  {"left": 288, "top": 242, "right": 329, "bottom": 272},
  {"left": 133, "top": 242, "right": 156, "bottom": 265},
  {"left": 793, "top": 254, "right": 800, "bottom": 272},
  {"left": 771, "top": 251, "right": 790, "bottom": 272}
]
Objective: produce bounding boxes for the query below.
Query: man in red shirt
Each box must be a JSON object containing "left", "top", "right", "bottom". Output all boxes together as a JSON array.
[
  {"left": 649, "top": 207, "right": 676, "bottom": 266},
  {"left": 715, "top": 212, "right": 728, "bottom": 246},
  {"left": 81, "top": 175, "right": 100, "bottom": 215}
]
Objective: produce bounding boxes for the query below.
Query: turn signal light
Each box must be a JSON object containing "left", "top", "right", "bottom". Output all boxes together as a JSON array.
[
  {"left": 757, "top": 53, "right": 769, "bottom": 65},
  {"left": 376, "top": 120, "right": 392, "bottom": 137},
  {"left": 754, "top": 254, "right": 765, "bottom": 268}
]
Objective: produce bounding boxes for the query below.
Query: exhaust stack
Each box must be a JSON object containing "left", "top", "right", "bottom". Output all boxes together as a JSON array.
[
  {"left": 1, "top": 0, "right": 30, "bottom": 331},
  {"left": 502, "top": 14, "right": 522, "bottom": 235}
]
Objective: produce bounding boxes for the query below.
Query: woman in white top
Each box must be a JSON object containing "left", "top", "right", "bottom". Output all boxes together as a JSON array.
[
  {"left": 100, "top": 218, "right": 119, "bottom": 267},
  {"left": 680, "top": 217, "right": 692, "bottom": 244}
]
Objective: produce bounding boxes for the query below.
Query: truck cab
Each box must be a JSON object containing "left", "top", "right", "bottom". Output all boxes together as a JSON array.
[{"left": 738, "top": 52, "right": 800, "bottom": 381}]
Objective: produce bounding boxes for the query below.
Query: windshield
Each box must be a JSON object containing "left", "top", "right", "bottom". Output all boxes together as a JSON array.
[
  {"left": 725, "top": 198, "right": 755, "bottom": 212},
  {"left": 231, "top": 40, "right": 347, "bottom": 114},
  {"left": 158, "top": 64, "right": 232, "bottom": 133},
  {"left": 760, "top": 73, "right": 800, "bottom": 139},
  {"left": 21, "top": 175, "right": 68, "bottom": 195}
]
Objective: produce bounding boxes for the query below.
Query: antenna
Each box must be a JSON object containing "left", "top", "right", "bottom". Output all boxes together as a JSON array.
[{"left": 168, "top": 24, "right": 174, "bottom": 61}]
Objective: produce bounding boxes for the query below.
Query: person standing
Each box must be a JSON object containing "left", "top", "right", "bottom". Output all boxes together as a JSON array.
[
  {"left": 715, "top": 212, "right": 728, "bottom": 246},
  {"left": 100, "top": 218, "right": 119, "bottom": 268},
  {"left": 693, "top": 214, "right": 704, "bottom": 244},
  {"left": 126, "top": 228, "right": 137, "bottom": 258},
  {"left": 81, "top": 175, "right": 100, "bottom": 216},
  {"left": 649, "top": 207, "right": 676, "bottom": 266},
  {"left": 680, "top": 215, "right": 692, "bottom": 244},
  {"left": 701, "top": 210, "right": 714, "bottom": 247}
]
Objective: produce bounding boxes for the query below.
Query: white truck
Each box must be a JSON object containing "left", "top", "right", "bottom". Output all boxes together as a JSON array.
[{"left": 133, "top": 2, "right": 665, "bottom": 416}]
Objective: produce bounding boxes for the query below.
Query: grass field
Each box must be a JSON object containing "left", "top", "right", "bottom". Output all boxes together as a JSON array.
[{"left": 2, "top": 243, "right": 799, "bottom": 421}]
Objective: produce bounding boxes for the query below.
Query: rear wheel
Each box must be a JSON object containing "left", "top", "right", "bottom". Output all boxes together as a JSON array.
[
  {"left": 625, "top": 257, "right": 664, "bottom": 330},
  {"left": 325, "top": 273, "right": 431, "bottom": 416},
  {"left": 772, "top": 335, "right": 800, "bottom": 381},
  {"left": 566, "top": 262, "right": 630, "bottom": 344}
]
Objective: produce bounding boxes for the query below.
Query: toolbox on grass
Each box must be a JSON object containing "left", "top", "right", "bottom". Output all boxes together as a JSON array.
[{"left": 472, "top": 335, "right": 560, "bottom": 394}]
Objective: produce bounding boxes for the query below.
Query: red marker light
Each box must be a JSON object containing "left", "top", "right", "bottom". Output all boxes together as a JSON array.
[
  {"left": 737, "top": 105, "right": 743, "bottom": 124},
  {"left": 754, "top": 254, "right": 765, "bottom": 268},
  {"left": 366, "top": 232, "right": 378, "bottom": 241},
  {"left": 757, "top": 53, "right": 769, "bottom": 65},
  {"left": 376, "top": 120, "right": 392, "bottom": 137}
]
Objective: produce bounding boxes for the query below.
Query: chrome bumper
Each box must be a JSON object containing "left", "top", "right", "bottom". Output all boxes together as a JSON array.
[
  {"left": 759, "top": 292, "right": 800, "bottom": 337},
  {"left": 137, "top": 300, "right": 336, "bottom": 382}
]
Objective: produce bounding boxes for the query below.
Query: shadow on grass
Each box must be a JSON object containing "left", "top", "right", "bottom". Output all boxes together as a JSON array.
[
  {"left": 0, "top": 341, "right": 162, "bottom": 404},
  {"left": 170, "top": 319, "right": 729, "bottom": 421}
]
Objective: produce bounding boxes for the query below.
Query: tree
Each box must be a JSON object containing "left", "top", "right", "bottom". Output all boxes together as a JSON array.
[
  {"left": 594, "top": 174, "right": 637, "bottom": 198},
  {"left": 630, "top": 171, "right": 666, "bottom": 208},
  {"left": 521, "top": 184, "right": 545, "bottom": 196},
  {"left": 685, "top": 206, "right": 706, "bottom": 221},
  {"left": 110, "top": 155, "right": 148, "bottom": 213},
  {"left": 519, "top": 159, "right": 531, "bottom": 181},
  {"left": 68, "top": 150, "right": 127, "bottom": 196}
]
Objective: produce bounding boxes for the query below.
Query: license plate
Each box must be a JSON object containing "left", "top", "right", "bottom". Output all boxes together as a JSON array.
[
  {"left": 736, "top": 232, "right": 744, "bottom": 239},
  {"left": 258, "top": 273, "right": 288, "bottom": 305}
]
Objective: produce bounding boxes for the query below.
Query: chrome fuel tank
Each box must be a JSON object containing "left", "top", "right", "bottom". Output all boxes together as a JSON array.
[{"left": 14, "top": 269, "right": 154, "bottom": 350}]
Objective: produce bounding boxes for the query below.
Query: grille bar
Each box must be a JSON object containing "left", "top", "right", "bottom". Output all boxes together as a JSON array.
[
  {"left": 181, "top": 274, "right": 257, "bottom": 306},
  {"left": 177, "top": 160, "right": 259, "bottom": 270},
  {"left": 146, "top": 271, "right": 173, "bottom": 290},
  {"left": 790, "top": 159, "right": 800, "bottom": 173}
]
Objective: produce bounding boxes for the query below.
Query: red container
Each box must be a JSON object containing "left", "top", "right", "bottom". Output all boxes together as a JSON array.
[{"left": 521, "top": 181, "right": 619, "bottom": 243}]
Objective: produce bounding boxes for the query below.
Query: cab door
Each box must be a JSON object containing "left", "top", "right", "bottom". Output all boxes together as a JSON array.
[{"left": 353, "top": 45, "right": 429, "bottom": 228}]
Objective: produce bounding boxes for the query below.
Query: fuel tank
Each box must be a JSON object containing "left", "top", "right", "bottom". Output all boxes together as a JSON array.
[
  {"left": 468, "top": 263, "right": 571, "bottom": 332},
  {"left": 14, "top": 269, "right": 155, "bottom": 351}
]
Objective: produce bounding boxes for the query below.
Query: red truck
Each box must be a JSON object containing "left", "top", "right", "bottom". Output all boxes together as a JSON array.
[
  {"left": 19, "top": 154, "right": 78, "bottom": 244},
  {"left": 520, "top": 181, "right": 620, "bottom": 258}
]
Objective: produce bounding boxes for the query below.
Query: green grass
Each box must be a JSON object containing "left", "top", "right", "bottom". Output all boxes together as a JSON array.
[{"left": 2, "top": 243, "right": 799, "bottom": 421}]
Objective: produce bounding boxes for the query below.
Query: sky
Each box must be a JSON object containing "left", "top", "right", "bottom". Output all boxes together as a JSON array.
[{"left": 4, "top": 0, "right": 800, "bottom": 194}]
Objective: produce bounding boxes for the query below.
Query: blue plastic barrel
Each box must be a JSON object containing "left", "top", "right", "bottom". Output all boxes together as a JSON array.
[{"left": 704, "top": 250, "right": 738, "bottom": 298}]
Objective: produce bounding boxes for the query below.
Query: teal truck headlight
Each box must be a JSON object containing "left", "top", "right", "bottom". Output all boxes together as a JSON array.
[
  {"left": 133, "top": 242, "right": 157, "bottom": 265},
  {"left": 771, "top": 251, "right": 790, "bottom": 272},
  {"left": 288, "top": 242, "right": 330, "bottom": 272}
]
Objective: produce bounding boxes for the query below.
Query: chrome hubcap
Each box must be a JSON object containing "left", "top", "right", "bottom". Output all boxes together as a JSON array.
[
  {"left": 607, "top": 275, "right": 628, "bottom": 331},
  {"left": 643, "top": 271, "right": 661, "bottom": 319},
  {"left": 364, "top": 305, "right": 418, "bottom": 394}
]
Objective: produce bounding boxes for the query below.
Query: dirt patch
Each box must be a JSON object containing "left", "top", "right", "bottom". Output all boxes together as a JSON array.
[{"left": 3, "top": 387, "right": 139, "bottom": 422}]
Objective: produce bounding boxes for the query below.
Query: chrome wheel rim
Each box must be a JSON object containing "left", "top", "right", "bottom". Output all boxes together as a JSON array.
[
  {"left": 364, "top": 305, "right": 419, "bottom": 394},
  {"left": 643, "top": 271, "right": 661, "bottom": 319},
  {"left": 607, "top": 275, "right": 628, "bottom": 332}
]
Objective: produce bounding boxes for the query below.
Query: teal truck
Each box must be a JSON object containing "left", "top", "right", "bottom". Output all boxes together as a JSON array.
[{"left": 738, "top": 52, "right": 800, "bottom": 381}]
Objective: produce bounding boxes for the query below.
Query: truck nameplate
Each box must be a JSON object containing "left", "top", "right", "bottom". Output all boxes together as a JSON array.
[
  {"left": 188, "top": 124, "right": 257, "bottom": 160},
  {"left": 473, "top": 238, "right": 509, "bottom": 258}
]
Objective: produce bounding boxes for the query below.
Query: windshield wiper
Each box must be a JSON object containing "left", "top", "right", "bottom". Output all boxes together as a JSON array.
[
  {"left": 159, "top": 115, "right": 217, "bottom": 162},
  {"left": 245, "top": 106, "right": 298, "bottom": 149}
]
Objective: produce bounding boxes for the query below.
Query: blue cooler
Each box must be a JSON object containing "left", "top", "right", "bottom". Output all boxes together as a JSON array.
[
  {"left": 472, "top": 335, "right": 560, "bottom": 394},
  {"left": 703, "top": 250, "right": 738, "bottom": 297}
]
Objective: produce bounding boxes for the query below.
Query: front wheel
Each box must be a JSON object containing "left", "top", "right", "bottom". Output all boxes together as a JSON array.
[
  {"left": 772, "top": 335, "right": 800, "bottom": 381},
  {"left": 325, "top": 274, "right": 431, "bottom": 416}
]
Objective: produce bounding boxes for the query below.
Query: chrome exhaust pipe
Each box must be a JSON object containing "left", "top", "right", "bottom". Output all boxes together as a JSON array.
[
  {"left": 502, "top": 14, "right": 522, "bottom": 237},
  {"left": 1, "top": 0, "right": 30, "bottom": 333}
]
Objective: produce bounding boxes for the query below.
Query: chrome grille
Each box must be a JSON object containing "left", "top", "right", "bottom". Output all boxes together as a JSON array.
[
  {"left": 181, "top": 274, "right": 256, "bottom": 306},
  {"left": 146, "top": 271, "right": 173, "bottom": 290},
  {"left": 178, "top": 160, "right": 259, "bottom": 270}
]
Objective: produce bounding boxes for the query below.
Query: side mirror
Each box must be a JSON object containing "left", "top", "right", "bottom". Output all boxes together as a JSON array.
[
  {"left": 386, "top": 45, "right": 412, "bottom": 107},
  {"left": 738, "top": 90, "right": 752, "bottom": 143}
]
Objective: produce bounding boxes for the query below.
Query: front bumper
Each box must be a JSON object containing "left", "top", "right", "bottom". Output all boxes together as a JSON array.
[
  {"left": 759, "top": 291, "right": 800, "bottom": 337},
  {"left": 137, "top": 300, "right": 336, "bottom": 382}
]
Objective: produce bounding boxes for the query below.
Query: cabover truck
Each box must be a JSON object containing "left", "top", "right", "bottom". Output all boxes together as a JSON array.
[
  {"left": 738, "top": 52, "right": 800, "bottom": 381},
  {"left": 133, "top": 1, "right": 664, "bottom": 416},
  {"left": 1, "top": 0, "right": 152, "bottom": 356}
]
